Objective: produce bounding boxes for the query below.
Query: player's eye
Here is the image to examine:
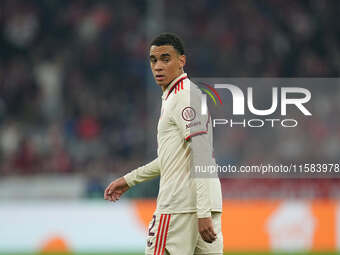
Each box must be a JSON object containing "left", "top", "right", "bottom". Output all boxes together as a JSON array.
[
  {"left": 162, "top": 58, "right": 170, "bottom": 63},
  {"left": 150, "top": 58, "right": 156, "bottom": 64}
]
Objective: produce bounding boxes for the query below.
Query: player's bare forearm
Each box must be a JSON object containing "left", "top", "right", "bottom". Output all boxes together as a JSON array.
[
  {"left": 104, "top": 177, "right": 129, "bottom": 202},
  {"left": 198, "top": 217, "right": 216, "bottom": 243}
]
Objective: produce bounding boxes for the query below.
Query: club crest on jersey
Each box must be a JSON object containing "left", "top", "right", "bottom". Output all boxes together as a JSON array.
[{"left": 182, "top": 107, "right": 196, "bottom": 121}]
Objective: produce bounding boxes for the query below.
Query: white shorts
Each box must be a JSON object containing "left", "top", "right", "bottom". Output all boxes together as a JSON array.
[{"left": 145, "top": 212, "right": 223, "bottom": 255}]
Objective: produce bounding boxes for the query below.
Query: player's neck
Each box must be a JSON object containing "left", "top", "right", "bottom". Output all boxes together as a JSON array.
[{"left": 161, "top": 71, "right": 184, "bottom": 92}]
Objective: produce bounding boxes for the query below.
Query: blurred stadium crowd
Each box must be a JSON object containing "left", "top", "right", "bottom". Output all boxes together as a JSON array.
[
  {"left": 0, "top": 1, "right": 148, "bottom": 178},
  {"left": 1, "top": 0, "right": 340, "bottom": 198}
]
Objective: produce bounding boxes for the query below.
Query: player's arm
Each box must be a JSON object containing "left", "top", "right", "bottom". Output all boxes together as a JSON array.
[
  {"left": 124, "top": 157, "right": 160, "bottom": 187},
  {"left": 104, "top": 158, "right": 160, "bottom": 202},
  {"left": 190, "top": 134, "right": 217, "bottom": 243},
  {"left": 171, "top": 88, "right": 216, "bottom": 243}
]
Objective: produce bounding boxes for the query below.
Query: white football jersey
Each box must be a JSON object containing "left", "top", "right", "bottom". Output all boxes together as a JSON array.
[{"left": 155, "top": 73, "right": 222, "bottom": 214}]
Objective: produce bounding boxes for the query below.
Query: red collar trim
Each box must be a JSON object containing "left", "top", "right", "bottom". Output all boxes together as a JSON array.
[{"left": 165, "top": 75, "right": 188, "bottom": 100}]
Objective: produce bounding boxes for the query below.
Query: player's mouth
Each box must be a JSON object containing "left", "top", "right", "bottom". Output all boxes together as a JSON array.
[{"left": 155, "top": 74, "right": 165, "bottom": 81}]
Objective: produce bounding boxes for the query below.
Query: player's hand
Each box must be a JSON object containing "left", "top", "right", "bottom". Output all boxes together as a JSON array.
[
  {"left": 198, "top": 217, "right": 216, "bottom": 243},
  {"left": 104, "top": 177, "right": 129, "bottom": 202}
]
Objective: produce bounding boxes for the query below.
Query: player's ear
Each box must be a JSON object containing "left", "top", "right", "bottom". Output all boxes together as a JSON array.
[{"left": 178, "top": 55, "right": 186, "bottom": 69}]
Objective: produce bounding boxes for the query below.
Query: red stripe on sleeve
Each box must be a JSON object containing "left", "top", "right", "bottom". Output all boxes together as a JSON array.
[{"left": 185, "top": 131, "right": 208, "bottom": 141}]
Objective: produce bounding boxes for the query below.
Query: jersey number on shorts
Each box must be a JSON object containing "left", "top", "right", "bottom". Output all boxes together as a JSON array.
[{"left": 148, "top": 215, "right": 156, "bottom": 236}]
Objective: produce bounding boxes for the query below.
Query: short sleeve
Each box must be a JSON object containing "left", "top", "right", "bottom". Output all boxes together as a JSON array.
[{"left": 170, "top": 89, "right": 209, "bottom": 141}]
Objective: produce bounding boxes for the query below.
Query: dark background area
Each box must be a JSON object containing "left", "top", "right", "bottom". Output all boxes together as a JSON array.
[{"left": 1, "top": 0, "right": 340, "bottom": 199}]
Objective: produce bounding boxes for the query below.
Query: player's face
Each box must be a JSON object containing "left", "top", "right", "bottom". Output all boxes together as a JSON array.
[{"left": 149, "top": 45, "right": 186, "bottom": 90}]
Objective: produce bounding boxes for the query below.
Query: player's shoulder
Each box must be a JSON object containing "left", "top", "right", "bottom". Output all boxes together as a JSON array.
[
  {"left": 169, "top": 78, "right": 202, "bottom": 101},
  {"left": 183, "top": 78, "right": 201, "bottom": 92}
]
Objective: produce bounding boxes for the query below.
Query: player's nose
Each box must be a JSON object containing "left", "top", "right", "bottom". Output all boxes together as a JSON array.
[{"left": 154, "top": 61, "right": 164, "bottom": 71}]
